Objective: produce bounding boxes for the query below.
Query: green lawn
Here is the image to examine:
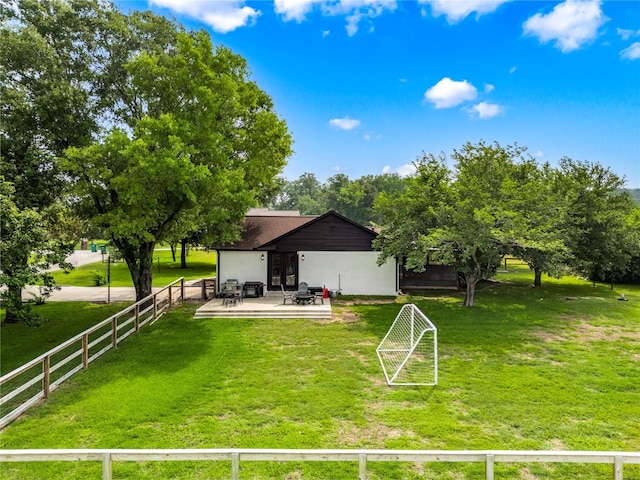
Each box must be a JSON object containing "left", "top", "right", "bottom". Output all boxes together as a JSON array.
[
  {"left": 51, "top": 248, "right": 216, "bottom": 287},
  {"left": 1, "top": 267, "right": 638, "bottom": 479}
]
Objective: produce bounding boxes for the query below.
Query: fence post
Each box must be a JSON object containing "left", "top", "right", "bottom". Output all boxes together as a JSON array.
[
  {"left": 359, "top": 453, "right": 367, "bottom": 480},
  {"left": 135, "top": 304, "right": 140, "bottom": 332},
  {"left": 614, "top": 455, "right": 623, "bottom": 480},
  {"left": 180, "top": 278, "right": 184, "bottom": 300},
  {"left": 201, "top": 279, "right": 206, "bottom": 300},
  {"left": 102, "top": 453, "right": 112, "bottom": 480},
  {"left": 82, "top": 334, "right": 89, "bottom": 369},
  {"left": 231, "top": 452, "right": 240, "bottom": 480},
  {"left": 111, "top": 317, "right": 118, "bottom": 348},
  {"left": 169, "top": 285, "right": 173, "bottom": 306},
  {"left": 42, "top": 356, "right": 50, "bottom": 399},
  {"left": 153, "top": 293, "right": 158, "bottom": 320},
  {"left": 486, "top": 454, "right": 494, "bottom": 480}
]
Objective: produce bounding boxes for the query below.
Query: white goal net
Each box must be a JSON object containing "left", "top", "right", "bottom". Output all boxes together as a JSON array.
[{"left": 376, "top": 304, "right": 438, "bottom": 386}]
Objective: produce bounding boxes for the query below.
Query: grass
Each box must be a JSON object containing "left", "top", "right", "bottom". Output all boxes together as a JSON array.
[
  {"left": 51, "top": 248, "right": 216, "bottom": 287},
  {"left": 0, "top": 266, "right": 638, "bottom": 479},
  {"left": 0, "top": 302, "right": 130, "bottom": 375}
]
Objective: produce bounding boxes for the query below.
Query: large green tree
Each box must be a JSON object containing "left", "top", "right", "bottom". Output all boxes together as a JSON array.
[
  {"left": 556, "top": 158, "right": 636, "bottom": 286},
  {"left": 65, "top": 22, "right": 292, "bottom": 300},
  {"left": 0, "top": 182, "right": 71, "bottom": 324},
  {"left": 0, "top": 0, "right": 104, "bottom": 322},
  {"left": 375, "top": 142, "right": 545, "bottom": 307}
]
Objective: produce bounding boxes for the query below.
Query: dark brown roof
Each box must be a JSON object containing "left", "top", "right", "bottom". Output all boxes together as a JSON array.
[{"left": 219, "top": 215, "right": 317, "bottom": 250}]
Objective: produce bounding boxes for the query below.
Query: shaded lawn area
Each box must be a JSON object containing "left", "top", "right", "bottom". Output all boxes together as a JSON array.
[
  {"left": 50, "top": 248, "right": 216, "bottom": 287},
  {"left": 1, "top": 302, "right": 130, "bottom": 375},
  {"left": 1, "top": 269, "right": 638, "bottom": 479}
]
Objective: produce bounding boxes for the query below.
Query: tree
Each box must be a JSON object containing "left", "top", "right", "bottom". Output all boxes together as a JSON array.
[
  {"left": 271, "top": 173, "right": 324, "bottom": 214},
  {"left": 556, "top": 158, "right": 634, "bottom": 287},
  {"left": 0, "top": 182, "right": 72, "bottom": 324},
  {"left": 64, "top": 21, "right": 292, "bottom": 300},
  {"left": 0, "top": 0, "right": 103, "bottom": 322},
  {"left": 375, "top": 141, "right": 541, "bottom": 307},
  {"left": 507, "top": 162, "right": 568, "bottom": 287}
]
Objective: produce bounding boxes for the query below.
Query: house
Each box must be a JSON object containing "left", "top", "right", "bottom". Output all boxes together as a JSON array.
[
  {"left": 213, "top": 209, "right": 459, "bottom": 296},
  {"left": 213, "top": 209, "right": 397, "bottom": 296}
]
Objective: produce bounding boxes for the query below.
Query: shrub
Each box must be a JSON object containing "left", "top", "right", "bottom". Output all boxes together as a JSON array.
[{"left": 91, "top": 271, "right": 107, "bottom": 286}]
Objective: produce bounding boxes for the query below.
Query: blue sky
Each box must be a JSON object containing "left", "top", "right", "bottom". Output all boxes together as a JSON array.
[{"left": 115, "top": 1, "right": 640, "bottom": 188}]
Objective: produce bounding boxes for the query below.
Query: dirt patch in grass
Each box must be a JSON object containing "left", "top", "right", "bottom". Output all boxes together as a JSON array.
[
  {"left": 335, "top": 418, "right": 416, "bottom": 447},
  {"left": 533, "top": 318, "right": 640, "bottom": 343},
  {"left": 329, "top": 307, "right": 361, "bottom": 324},
  {"left": 519, "top": 467, "right": 537, "bottom": 480},
  {"left": 346, "top": 349, "right": 370, "bottom": 366},
  {"left": 333, "top": 298, "right": 399, "bottom": 306}
]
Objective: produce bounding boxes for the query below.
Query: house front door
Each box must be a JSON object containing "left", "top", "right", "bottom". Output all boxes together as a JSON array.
[{"left": 268, "top": 252, "right": 298, "bottom": 290}]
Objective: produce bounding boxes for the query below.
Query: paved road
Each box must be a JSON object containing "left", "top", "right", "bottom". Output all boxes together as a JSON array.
[
  {"left": 23, "top": 285, "right": 139, "bottom": 302},
  {"left": 48, "top": 250, "right": 107, "bottom": 271},
  {"left": 24, "top": 250, "right": 140, "bottom": 302},
  {"left": 22, "top": 250, "right": 198, "bottom": 302}
]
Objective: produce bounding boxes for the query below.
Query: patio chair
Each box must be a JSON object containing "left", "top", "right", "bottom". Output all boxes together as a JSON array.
[
  {"left": 281, "top": 284, "right": 295, "bottom": 305},
  {"left": 297, "top": 282, "right": 309, "bottom": 294},
  {"left": 222, "top": 281, "right": 242, "bottom": 306}
]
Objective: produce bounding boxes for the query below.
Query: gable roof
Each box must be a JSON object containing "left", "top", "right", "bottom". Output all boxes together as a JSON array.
[
  {"left": 217, "top": 214, "right": 317, "bottom": 250},
  {"left": 259, "top": 210, "right": 377, "bottom": 249},
  {"left": 215, "top": 211, "right": 377, "bottom": 251}
]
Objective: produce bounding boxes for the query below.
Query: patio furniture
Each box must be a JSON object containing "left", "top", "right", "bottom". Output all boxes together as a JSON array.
[
  {"left": 281, "top": 284, "right": 295, "bottom": 305},
  {"left": 294, "top": 282, "right": 314, "bottom": 304},
  {"left": 222, "top": 281, "right": 243, "bottom": 307}
]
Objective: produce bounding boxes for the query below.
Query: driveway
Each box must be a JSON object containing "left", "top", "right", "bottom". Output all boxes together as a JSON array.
[{"left": 22, "top": 250, "right": 140, "bottom": 302}]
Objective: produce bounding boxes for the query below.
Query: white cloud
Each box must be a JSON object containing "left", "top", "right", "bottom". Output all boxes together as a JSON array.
[
  {"left": 509, "top": 66, "right": 517, "bottom": 74},
  {"left": 322, "top": 29, "right": 331, "bottom": 37},
  {"left": 150, "top": 0, "right": 260, "bottom": 33},
  {"left": 396, "top": 163, "right": 417, "bottom": 177},
  {"left": 621, "top": 42, "right": 640, "bottom": 61},
  {"left": 522, "top": 0, "right": 608, "bottom": 53},
  {"left": 381, "top": 165, "right": 391, "bottom": 174},
  {"left": 419, "top": 0, "right": 510, "bottom": 23},
  {"left": 424, "top": 77, "right": 478, "bottom": 109},
  {"left": 275, "top": 0, "right": 396, "bottom": 36},
  {"left": 484, "top": 83, "right": 495, "bottom": 93},
  {"left": 329, "top": 116, "right": 361, "bottom": 130},
  {"left": 274, "top": 0, "right": 320, "bottom": 21},
  {"left": 617, "top": 28, "right": 640, "bottom": 41},
  {"left": 470, "top": 102, "right": 503, "bottom": 119},
  {"left": 534, "top": 150, "right": 545, "bottom": 158}
]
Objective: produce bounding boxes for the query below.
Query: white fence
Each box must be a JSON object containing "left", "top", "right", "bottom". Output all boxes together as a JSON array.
[
  {"left": 0, "top": 277, "right": 216, "bottom": 430},
  {"left": 1, "top": 448, "right": 639, "bottom": 479}
]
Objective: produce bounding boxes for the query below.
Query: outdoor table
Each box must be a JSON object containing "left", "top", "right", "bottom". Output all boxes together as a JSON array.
[{"left": 294, "top": 292, "right": 314, "bottom": 304}]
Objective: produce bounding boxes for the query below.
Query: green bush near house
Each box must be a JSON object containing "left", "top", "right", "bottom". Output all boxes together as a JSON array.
[{"left": 0, "top": 267, "right": 638, "bottom": 479}]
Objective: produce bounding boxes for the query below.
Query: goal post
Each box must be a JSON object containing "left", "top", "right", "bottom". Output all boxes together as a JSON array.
[{"left": 376, "top": 304, "right": 438, "bottom": 386}]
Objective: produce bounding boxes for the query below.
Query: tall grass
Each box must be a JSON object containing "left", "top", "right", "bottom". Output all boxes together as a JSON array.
[{"left": 1, "top": 267, "right": 638, "bottom": 479}]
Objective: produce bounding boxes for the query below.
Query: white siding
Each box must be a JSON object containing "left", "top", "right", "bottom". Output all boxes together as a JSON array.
[
  {"left": 217, "top": 251, "right": 267, "bottom": 293},
  {"left": 298, "top": 251, "right": 397, "bottom": 296}
]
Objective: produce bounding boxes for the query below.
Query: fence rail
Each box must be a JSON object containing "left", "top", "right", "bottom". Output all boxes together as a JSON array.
[
  {"left": 1, "top": 448, "right": 639, "bottom": 480},
  {"left": 0, "top": 277, "right": 217, "bottom": 430}
]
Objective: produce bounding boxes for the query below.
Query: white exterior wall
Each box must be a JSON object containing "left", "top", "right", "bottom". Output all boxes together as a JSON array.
[
  {"left": 217, "top": 251, "right": 267, "bottom": 293},
  {"left": 298, "top": 251, "right": 397, "bottom": 296}
]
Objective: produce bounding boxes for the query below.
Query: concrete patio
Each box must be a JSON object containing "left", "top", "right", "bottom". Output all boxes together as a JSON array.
[{"left": 194, "top": 291, "right": 332, "bottom": 319}]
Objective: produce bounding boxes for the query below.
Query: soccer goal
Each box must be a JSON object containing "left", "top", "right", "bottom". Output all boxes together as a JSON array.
[{"left": 376, "top": 304, "right": 438, "bottom": 386}]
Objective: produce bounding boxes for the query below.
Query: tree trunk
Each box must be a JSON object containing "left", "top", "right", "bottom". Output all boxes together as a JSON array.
[
  {"left": 463, "top": 275, "right": 478, "bottom": 307},
  {"left": 533, "top": 268, "right": 542, "bottom": 287},
  {"left": 170, "top": 242, "right": 177, "bottom": 262},
  {"left": 180, "top": 239, "right": 188, "bottom": 268},
  {"left": 117, "top": 239, "right": 155, "bottom": 302},
  {"left": 3, "top": 283, "right": 23, "bottom": 324}
]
